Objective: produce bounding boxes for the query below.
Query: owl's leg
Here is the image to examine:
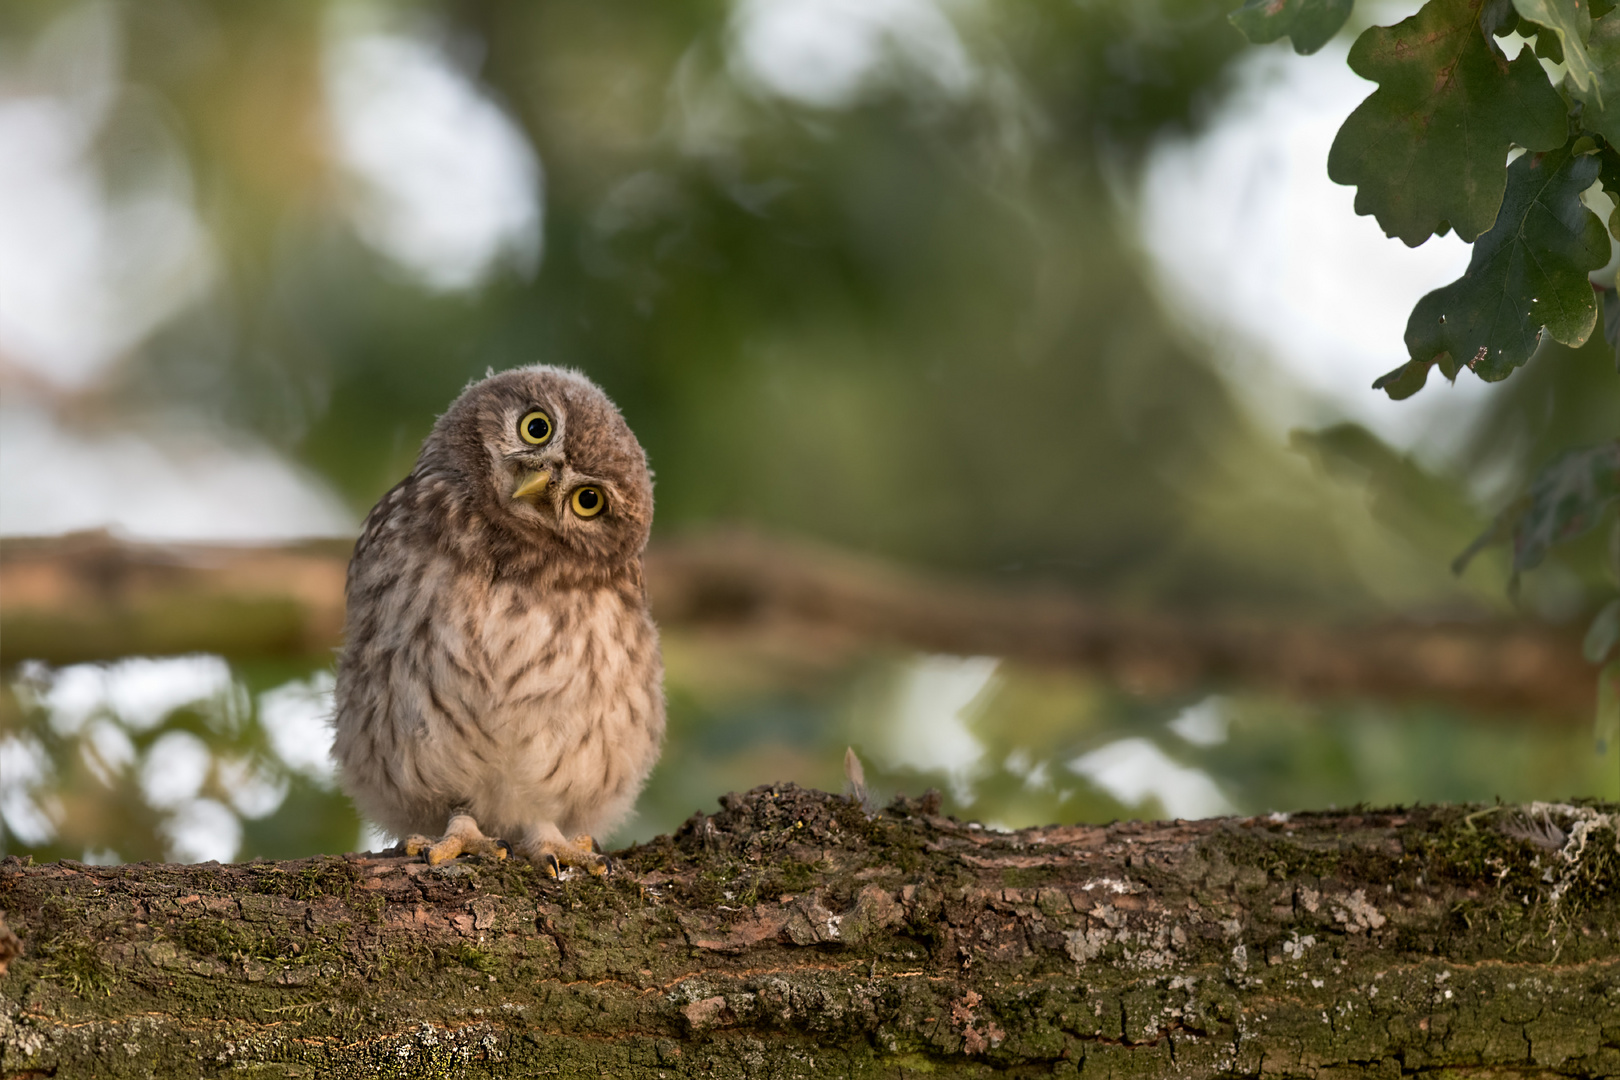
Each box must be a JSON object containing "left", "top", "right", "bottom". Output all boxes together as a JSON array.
[
  {"left": 404, "top": 811, "right": 510, "bottom": 867},
  {"left": 521, "top": 822, "right": 612, "bottom": 877}
]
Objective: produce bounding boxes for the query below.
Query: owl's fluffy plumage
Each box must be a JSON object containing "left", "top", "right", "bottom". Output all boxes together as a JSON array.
[{"left": 332, "top": 366, "right": 663, "bottom": 868}]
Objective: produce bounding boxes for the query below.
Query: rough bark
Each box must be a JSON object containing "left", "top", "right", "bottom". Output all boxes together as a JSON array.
[
  {"left": 0, "top": 530, "right": 1593, "bottom": 718},
  {"left": 2, "top": 787, "right": 1617, "bottom": 1078}
]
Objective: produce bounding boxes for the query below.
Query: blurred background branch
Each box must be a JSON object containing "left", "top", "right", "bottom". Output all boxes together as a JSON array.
[{"left": 0, "top": 529, "right": 1593, "bottom": 716}]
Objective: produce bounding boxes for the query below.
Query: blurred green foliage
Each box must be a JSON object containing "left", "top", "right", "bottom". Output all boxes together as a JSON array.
[
  {"left": 4, "top": 0, "right": 1609, "bottom": 608},
  {"left": 2, "top": 0, "right": 1618, "bottom": 864},
  {"left": 107, "top": 0, "right": 1278, "bottom": 602}
]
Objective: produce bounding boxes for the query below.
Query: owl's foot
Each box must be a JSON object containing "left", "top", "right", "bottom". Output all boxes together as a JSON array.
[
  {"left": 523, "top": 832, "right": 613, "bottom": 878},
  {"left": 405, "top": 813, "right": 510, "bottom": 867}
]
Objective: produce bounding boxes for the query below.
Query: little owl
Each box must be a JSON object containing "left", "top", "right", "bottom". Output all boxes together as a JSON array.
[{"left": 332, "top": 365, "right": 663, "bottom": 875}]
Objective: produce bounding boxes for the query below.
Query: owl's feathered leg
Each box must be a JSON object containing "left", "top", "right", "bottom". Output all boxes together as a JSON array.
[
  {"left": 405, "top": 811, "right": 510, "bottom": 866},
  {"left": 521, "top": 822, "right": 612, "bottom": 877}
]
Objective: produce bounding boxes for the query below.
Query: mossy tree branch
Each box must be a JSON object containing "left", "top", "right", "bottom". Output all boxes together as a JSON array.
[{"left": 2, "top": 788, "right": 1617, "bottom": 1077}]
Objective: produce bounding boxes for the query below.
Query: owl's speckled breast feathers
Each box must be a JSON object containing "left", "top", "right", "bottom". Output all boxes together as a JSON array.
[{"left": 332, "top": 366, "right": 663, "bottom": 872}]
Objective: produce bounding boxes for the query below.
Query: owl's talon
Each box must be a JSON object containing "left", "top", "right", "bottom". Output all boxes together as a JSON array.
[
  {"left": 409, "top": 814, "right": 509, "bottom": 865},
  {"left": 570, "top": 833, "right": 611, "bottom": 873},
  {"left": 526, "top": 837, "right": 613, "bottom": 877}
]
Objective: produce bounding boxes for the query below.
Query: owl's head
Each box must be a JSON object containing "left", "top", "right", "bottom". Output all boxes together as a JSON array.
[{"left": 423, "top": 365, "right": 653, "bottom": 571}]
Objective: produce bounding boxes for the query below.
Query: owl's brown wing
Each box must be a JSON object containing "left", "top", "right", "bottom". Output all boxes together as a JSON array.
[{"left": 347, "top": 474, "right": 421, "bottom": 594}]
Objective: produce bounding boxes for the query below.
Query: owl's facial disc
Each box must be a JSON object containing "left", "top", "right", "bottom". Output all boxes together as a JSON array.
[{"left": 511, "top": 469, "right": 552, "bottom": 503}]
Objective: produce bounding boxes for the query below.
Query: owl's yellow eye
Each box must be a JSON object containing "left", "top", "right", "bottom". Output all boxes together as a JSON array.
[
  {"left": 570, "top": 486, "right": 606, "bottom": 518},
  {"left": 519, "top": 411, "right": 553, "bottom": 445}
]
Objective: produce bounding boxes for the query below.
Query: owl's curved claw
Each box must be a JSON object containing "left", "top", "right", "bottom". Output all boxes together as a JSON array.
[
  {"left": 572, "top": 833, "right": 614, "bottom": 876},
  {"left": 525, "top": 833, "right": 613, "bottom": 877},
  {"left": 577, "top": 836, "right": 617, "bottom": 876},
  {"left": 405, "top": 814, "right": 510, "bottom": 866}
]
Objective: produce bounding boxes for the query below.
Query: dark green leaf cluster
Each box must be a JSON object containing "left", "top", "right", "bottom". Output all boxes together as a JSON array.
[
  {"left": 1229, "top": 0, "right": 1356, "bottom": 56},
  {"left": 1232, "top": 0, "right": 1620, "bottom": 397},
  {"left": 1454, "top": 439, "right": 1620, "bottom": 719},
  {"left": 1454, "top": 438, "right": 1620, "bottom": 579}
]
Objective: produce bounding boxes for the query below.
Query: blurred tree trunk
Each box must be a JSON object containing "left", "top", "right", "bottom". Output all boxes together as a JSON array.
[
  {"left": 2, "top": 787, "right": 1615, "bottom": 1077},
  {"left": 0, "top": 530, "right": 1594, "bottom": 718}
]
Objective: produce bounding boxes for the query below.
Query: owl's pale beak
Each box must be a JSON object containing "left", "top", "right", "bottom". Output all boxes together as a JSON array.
[{"left": 511, "top": 469, "right": 552, "bottom": 502}]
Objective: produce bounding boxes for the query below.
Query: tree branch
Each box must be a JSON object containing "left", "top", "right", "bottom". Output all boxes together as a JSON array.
[{"left": 1, "top": 788, "right": 1616, "bottom": 1077}]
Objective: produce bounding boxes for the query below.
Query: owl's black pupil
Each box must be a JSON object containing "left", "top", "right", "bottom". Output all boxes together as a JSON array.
[
  {"left": 578, "top": 490, "right": 599, "bottom": 510},
  {"left": 527, "top": 416, "right": 549, "bottom": 440}
]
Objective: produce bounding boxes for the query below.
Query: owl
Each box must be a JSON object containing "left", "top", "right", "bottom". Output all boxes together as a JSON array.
[{"left": 331, "top": 365, "right": 663, "bottom": 875}]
